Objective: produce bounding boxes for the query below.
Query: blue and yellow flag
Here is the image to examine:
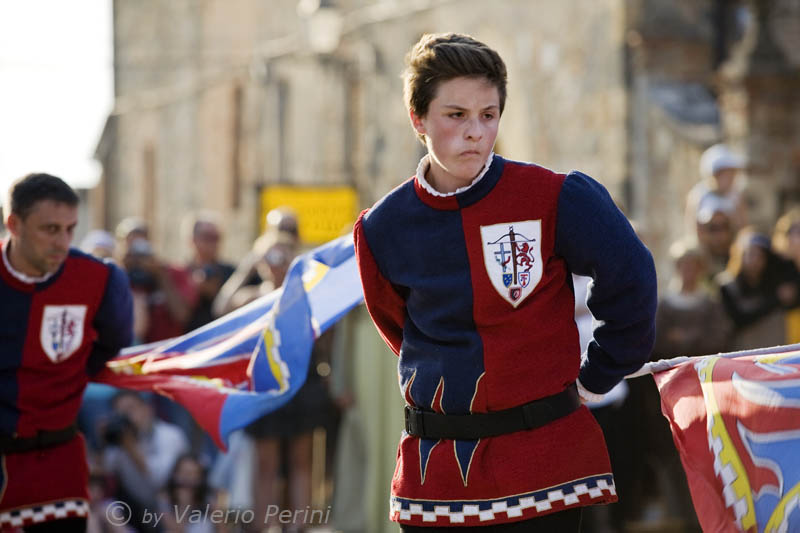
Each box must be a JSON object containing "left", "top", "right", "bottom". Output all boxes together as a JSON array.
[{"left": 94, "top": 235, "right": 363, "bottom": 448}]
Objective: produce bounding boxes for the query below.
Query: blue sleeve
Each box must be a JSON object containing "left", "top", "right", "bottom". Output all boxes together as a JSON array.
[
  {"left": 87, "top": 262, "right": 134, "bottom": 375},
  {"left": 554, "top": 171, "right": 657, "bottom": 394}
]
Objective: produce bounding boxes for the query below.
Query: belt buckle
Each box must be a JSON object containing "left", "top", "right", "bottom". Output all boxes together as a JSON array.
[{"left": 404, "top": 405, "right": 424, "bottom": 436}]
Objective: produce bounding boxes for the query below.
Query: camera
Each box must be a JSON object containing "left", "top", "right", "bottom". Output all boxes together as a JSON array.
[
  {"left": 125, "top": 238, "right": 158, "bottom": 290},
  {"left": 103, "top": 413, "right": 137, "bottom": 446},
  {"left": 127, "top": 268, "right": 157, "bottom": 290}
]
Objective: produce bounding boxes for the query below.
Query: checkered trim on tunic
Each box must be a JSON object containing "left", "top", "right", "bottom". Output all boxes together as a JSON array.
[
  {"left": 391, "top": 474, "right": 615, "bottom": 525},
  {"left": 0, "top": 499, "right": 89, "bottom": 528}
]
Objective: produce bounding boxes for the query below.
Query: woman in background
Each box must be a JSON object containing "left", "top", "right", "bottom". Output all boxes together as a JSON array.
[
  {"left": 772, "top": 208, "right": 800, "bottom": 344},
  {"left": 717, "top": 229, "right": 794, "bottom": 350}
]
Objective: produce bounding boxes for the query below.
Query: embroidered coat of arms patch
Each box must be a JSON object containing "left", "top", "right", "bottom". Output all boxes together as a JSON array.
[
  {"left": 480, "top": 220, "right": 542, "bottom": 307},
  {"left": 40, "top": 305, "right": 87, "bottom": 363}
]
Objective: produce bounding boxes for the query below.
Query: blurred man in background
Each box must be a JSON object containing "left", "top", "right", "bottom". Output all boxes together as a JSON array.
[
  {"left": 212, "top": 207, "right": 299, "bottom": 317},
  {"left": 181, "top": 211, "right": 234, "bottom": 331},
  {"left": 116, "top": 217, "right": 195, "bottom": 344}
]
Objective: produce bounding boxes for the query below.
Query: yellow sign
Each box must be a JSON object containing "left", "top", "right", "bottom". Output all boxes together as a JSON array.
[{"left": 260, "top": 186, "right": 358, "bottom": 244}]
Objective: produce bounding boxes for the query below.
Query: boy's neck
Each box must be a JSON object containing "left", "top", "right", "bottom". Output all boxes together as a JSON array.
[
  {"left": 426, "top": 167, "right": 459, "bottom": 194},
  {"left": 416, "top": 152, "right": 493, "bottom": 197}
]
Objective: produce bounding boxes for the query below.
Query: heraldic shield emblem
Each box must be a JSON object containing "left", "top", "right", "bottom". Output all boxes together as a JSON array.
[
  {"left": 480, "top": 220, "right": 543, "bottom": 307},
  {"left": 40, "top": 305, "right": 87, "bottom": 363}
]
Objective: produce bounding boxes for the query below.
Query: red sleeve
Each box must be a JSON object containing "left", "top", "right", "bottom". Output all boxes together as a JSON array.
[{"left": 353, "top": 211, "right": 406, "bottom": 356}]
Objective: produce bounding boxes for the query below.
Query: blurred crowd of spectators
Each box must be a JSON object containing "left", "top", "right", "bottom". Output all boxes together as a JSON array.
[
  {"left": 673, "top": 143, "right": 799, "bottom": 355},
  {"left": 583, "top": 143, "right": 800, "bottom": 533}
]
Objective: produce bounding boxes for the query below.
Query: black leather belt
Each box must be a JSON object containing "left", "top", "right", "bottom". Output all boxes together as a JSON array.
[
  {"left": 0, "top": 423, "right": 78, "bottom": 454},
  {"left": 404, "top": 383, "right": 580, "bottom": 440}
]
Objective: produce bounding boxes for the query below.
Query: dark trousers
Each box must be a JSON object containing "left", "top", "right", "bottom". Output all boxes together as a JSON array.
[{"left": 400, "top": 507, "right": 582, "bottom": 532}]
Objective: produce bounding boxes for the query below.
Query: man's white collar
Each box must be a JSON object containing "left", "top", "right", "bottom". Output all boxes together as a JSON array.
[
  {"left": 415, "top": 152, "right": 494, "bottom": 197},
  {"left": 2, "top": 239, "right": 55, "bottom": 284}
]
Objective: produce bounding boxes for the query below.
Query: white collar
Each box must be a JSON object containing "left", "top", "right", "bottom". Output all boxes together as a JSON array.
[
  {"left": 415, "top": 152, "right": 494, "bottom": 197},
  {"left": 2, "top": 239, "right": 55, "bottom": 284}
]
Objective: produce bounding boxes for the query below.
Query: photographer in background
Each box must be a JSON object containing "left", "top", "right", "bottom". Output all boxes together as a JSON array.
[
  {"left": 102, "top": 411, "right": 161, "bottom": 532},
  {"left": 102, "top": 391, "right": 190, "bottom": 532},
  {"left": 116, "top": 217, "right": 196, "bottom": 344},
  {"left": 212, "top": 207, "right": 298, "bottom": 318},
  {"left": 181, "top": 211, "right": 234, "bottom": 331}
]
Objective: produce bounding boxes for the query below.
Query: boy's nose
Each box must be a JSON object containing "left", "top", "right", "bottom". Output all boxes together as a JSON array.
[{"left": 464, "top": 118, "right": 482, "bottom": 140}]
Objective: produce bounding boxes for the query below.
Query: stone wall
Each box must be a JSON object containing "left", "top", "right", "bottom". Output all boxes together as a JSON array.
[
  {"left": 105, "top": 0, "right": 300, "bottom": 259},
  {"left": 99, "top": 0, "right": 798, "bottom": 277},
  {"left": 718, "top": 0, "right": 800, "bottom": 233},
  {"left": 337, "top": 0, "right": 628, "bottom": 208}
]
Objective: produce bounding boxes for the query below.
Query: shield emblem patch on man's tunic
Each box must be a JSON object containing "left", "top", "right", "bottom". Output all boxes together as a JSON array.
[{"left": 40, "top": 305, "right": 86, "bottom": 363}]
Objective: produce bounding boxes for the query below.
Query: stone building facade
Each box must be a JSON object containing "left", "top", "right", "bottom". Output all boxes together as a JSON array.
[
  {"left": 626, "top": 0, "right": 800, "bottom": 275},
  {"left": 95, "top": 0, "right": 630, "bottom": 263},
  {"left": 96, "top": 0, "right": 800, "bottom": 281}
]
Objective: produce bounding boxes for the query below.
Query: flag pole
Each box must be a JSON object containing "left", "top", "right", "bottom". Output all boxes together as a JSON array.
[{"left": 624, "top": 342, "right": 800, "bottom": 379}]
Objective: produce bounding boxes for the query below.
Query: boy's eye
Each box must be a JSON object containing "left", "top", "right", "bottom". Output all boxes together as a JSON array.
[
  {"left": 483, "top": 113, "right": 495, "bottom": 120},
  {"left": 449, "top": 112, "right": 464, "bottom": 118}
]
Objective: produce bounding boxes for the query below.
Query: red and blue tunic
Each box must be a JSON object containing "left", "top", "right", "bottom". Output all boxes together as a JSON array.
[
  {"left": 0, "top": 243, "right": 133, "bottom": 528},
  {"left": 354, "top": 154, "right": 657, "bottom": 527}
]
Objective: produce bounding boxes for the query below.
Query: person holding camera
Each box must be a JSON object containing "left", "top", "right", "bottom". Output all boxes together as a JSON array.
[
  {"left": 102, "top": 391, "right": 190, "bottom": 532},
  {"left": 0, "top": 173, "right": 133, "bottom": 531},
  {"left": 115, "top": 218, "right": 196, "bottom": 344},
  {"left": 181, "top": 212, "right": 234, "bottom": 332}
]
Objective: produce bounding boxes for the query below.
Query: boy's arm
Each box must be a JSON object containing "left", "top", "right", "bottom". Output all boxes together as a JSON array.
[
  {"left": 555, "top": 171, "right": 658, "bottom": 395},
  {"left": 353, "top": 212, "right": 406, "bottom": 355}
]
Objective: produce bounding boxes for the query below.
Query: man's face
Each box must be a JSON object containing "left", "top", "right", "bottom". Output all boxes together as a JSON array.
[
  {"left": 698, "top": 212, "right": 733, "bottom": 257},
  {"left": 410, "top": 76, "right": 500, "bottom": 193},
  {"left": 713, "top": 168, "right": 737, "bottom": 194},
  {"left": 676, "top": 255, "right": 704, "bottom": 287},
  {"left": 7, "top": 200, "right": 78, "bottom": 277},
  {"left": 193, "top": 221, "right": 221, "bottom": 263},
  {"left": 256, "top": 242, "right": 294, "bottom": 287}
]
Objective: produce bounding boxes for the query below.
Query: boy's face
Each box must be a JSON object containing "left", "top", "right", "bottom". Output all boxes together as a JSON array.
[{"left": 411, "top": 76, "right": 500, "bottom": 193}]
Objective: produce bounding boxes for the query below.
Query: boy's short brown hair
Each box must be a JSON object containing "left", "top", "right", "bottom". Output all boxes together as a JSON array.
[{"left": 403, "top": 33, "right": 508, "bottom": 121}]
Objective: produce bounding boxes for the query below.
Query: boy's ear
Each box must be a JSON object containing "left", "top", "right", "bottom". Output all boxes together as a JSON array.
[{"left": 409, "top": 110, "right": 426, "bottom": 135}]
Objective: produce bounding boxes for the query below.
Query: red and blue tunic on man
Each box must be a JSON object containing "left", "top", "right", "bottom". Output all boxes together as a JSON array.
[
  {"left": 0, "top": 243, "right": 132, "bottom": 528},
  {"left": 354, "top": 154, "right": 657, "bottom": 527}
]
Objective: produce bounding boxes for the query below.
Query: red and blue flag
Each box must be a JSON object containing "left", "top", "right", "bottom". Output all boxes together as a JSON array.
[
  {"left": 653, "top": 344, "right": 800, "bottom": 533},
  {"left": 93, "top": 235, "right": 363, "bottom": 448}
]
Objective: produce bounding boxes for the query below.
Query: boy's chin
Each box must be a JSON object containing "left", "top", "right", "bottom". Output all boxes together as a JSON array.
[{"left": 462, "top": 163, "right": 486, "bottom": 181}]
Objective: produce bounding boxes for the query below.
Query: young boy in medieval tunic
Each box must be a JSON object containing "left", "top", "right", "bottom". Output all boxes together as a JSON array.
[{"left": 353, "top": 33, "right": 657, "bottom": 531}]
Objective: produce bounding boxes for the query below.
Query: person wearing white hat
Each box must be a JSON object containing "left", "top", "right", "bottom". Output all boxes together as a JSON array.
[
  {"left": 684, "top": 143, "right": 748, "bottom": 236},
  {"left": 79, "top": 229, "right": 116, "bottom": 260}
]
